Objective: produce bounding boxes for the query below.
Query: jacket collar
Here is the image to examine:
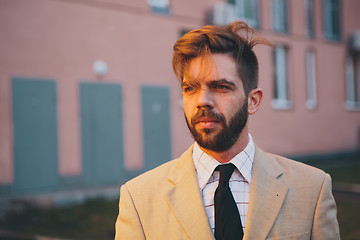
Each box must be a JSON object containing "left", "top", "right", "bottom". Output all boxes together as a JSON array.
[
  {"left": 244, "top": 146, "right": 288, "bottom": 240},
  {"left": 165, "top": 145, "right": 215, "bottom": 240}
]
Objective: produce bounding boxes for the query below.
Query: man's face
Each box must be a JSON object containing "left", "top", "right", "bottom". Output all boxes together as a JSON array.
[{"left": 182, "top": 53, "right": 248, "bottom": 152}]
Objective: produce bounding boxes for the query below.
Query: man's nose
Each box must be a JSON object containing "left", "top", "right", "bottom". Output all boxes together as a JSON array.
[{"left": 196, "top": 89, "right": 214, "bottom": 109}]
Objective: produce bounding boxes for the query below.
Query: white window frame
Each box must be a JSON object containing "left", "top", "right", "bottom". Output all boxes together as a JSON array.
[
  {"left": 306, "top": 49, "right": 317, "bottom": 110},
  {"left": 148, "top": 0, "right": 170, "bottom": 14},
  {"left": 272, "top": 44, "right": 292, "bottom": 109},
  {"left": 305, "top": 0, "right": 314, "bottom": 38},
  {"left": 346, "top": 55, "right": 360, "bottom": 110},
  {"left": 323, "top": 0, "right": 341, "bottom": 41},
  {"left": 272, "top": 0, "right": 288, "bottom": 33},
  {"left": 234, "top": 0, "right": 259, "bottom": 29}
]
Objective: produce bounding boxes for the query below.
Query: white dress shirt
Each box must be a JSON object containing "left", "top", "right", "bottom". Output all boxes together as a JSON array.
[{"left": 192, "top": 134, "right": 255, "bottom": 233}]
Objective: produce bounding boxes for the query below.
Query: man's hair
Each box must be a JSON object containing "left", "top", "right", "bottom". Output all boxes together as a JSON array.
[{"left": 172, "top": 21, "right": 272, "bottom": 95}]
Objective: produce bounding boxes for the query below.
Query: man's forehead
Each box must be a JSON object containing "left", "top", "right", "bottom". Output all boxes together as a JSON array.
[
  {"left": 185, "top": 56, "right": 216, "bottom": 80},
  {"left": 183, "top": 53, "right": 239, "bottom": 83}
]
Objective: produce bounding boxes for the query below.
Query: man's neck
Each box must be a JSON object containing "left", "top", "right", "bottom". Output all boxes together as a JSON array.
[{"left": 198, "top": 129, "right": 250, "bottom": 164}]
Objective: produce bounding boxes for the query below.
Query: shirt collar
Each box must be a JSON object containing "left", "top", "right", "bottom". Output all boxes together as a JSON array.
[{"left": 192, "top": 134, "right": 255, "bottom": 190}]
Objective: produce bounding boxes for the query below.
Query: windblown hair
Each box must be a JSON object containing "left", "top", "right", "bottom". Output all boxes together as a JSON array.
[{"left": 172, "top": 21, "right": 272, "bottom": 94}]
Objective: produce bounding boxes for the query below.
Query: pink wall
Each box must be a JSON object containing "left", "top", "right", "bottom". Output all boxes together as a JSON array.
[{"left": 0, "top": 0, "right": 359, "bottom": 184}]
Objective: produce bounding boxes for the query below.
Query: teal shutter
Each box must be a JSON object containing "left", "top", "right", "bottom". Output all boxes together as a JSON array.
[
  {"left": 12, "top": 78, "right": 59, "bottom": 193},
  {"left": 80, "top": 82, "right": 124, "bottom": 186},
  {"left": 141, "top": 86, "right": 172, "bottom": 170}
]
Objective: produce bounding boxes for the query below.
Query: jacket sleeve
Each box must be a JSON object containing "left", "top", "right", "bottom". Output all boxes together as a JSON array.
[
  {"left": 311, "top": 173, "right": 340, "bottom": 239},
  {"left": 115, "top": 184, "right": 146, "bottom": 240}
]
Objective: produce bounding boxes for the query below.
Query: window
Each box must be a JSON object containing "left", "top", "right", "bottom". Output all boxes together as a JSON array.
[
  {"left": 148, "top": 0, "right": 170, "bottom": 14},
  {"left": 305, "top": 0, "right": 314, "bottom": 38},
  {"left": 346, "top": 55, "right": 360, "bottom": 110},
  {"left": 272, "top": 45, "right": 291, "bottom": 109},
  {"left": 323, "top": 0, "right": 341, "bottom": 41},
  {"left": 272, "top": 0, "right": 288, "bottom": 33},
  {"left": 230, "top": 0, "right": 260, "bottom": 28},
  {"left": 306, "top": 49, "right": 317, "bottom": 109}
]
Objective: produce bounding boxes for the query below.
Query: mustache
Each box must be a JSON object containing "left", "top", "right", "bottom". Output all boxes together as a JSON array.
[{"left": 191, "top": 109, "right": 225, "bottom": 124}]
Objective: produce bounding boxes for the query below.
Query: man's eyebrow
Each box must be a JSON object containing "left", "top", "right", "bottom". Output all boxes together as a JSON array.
[
  {"left": 209, "top": 79, "right": 236, "bottom": 87},
  {"left": 181, "top": 81, "right": 199, "bottom": 88}
]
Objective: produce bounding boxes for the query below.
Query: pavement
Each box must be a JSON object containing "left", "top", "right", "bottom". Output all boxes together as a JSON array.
[
  {"left": 0, "top": 229, "right": 73, "bottom": 240},
  {"left": 0, "top": 184, "right": 121, "bottom": 215},
  {"left": 333, "top": 182, "right": 360, "bottom": 194},
  {"left": 0, "top": 181, "right": 359, "bottom": 240}
]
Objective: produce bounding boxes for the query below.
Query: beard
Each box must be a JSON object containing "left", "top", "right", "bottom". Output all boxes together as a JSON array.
[{"left": 185, "top": 101, "right": 248, "bottom": 152}]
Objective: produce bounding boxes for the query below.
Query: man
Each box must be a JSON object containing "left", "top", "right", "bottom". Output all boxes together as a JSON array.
[{"left": 115, "top": 21, "right": 340, "bottom": 240}]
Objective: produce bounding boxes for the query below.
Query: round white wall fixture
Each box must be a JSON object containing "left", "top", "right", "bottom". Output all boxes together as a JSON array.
[{"left": 93, "top": 60, "right": 108, "bottom": 76}]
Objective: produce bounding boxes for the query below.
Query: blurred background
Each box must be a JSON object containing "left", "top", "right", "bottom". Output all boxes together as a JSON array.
[{"left": 0, "top": 0, "right": 359, "bottom": 239}]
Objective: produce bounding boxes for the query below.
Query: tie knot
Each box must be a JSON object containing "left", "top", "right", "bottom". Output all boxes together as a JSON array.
[{"left": 217, "top": 163, "right": 236, "bottom": 183}]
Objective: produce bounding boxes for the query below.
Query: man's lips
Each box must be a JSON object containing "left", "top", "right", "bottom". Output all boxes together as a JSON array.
[{"left": 194, "top": 118, "right": 221, "bottom": 128}]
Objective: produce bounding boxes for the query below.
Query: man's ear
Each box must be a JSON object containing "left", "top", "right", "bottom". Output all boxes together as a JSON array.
[{"left": 247, "top": 88, "right": 263, "bottom": 115}]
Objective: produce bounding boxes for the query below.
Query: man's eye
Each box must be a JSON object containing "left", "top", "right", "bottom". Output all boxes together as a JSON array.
[
  {"left": 215, "top": 85, "right": 230, "bottom": 90},
  {"left": 183, "top": 86, "right": 194, "bottom": 92}
]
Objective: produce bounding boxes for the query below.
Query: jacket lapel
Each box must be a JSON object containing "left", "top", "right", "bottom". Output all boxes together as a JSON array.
[
  {"left": 244, "top": 147, "right": 288, "bottom": 240},
  {"left": 164, "top": 145, "right": 215, "bottom": 240}
]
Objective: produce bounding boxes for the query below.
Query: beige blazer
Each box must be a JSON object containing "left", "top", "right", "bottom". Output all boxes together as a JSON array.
[{"left": 115, "top": 146, "right": 340, "bottom": 240}]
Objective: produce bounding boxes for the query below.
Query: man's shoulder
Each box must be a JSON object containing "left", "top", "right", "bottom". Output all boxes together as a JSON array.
[
  {"left": 261, "top": 149, "right": 327, "bottom": 183},
  {"left": 124, "top": 145, "right": 194, "bottom": 190},
  {"left": 127, "top": 158, "right": 179, "bottom": 186},
  {"left": 270, "top": 152, "right": 324, "bottom": 174}
]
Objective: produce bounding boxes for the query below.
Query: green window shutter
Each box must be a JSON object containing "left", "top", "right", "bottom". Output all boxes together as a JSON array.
[
  {"left": 141, "top": 86, "right": 172, "bottom": 170},
  {"left": 12, "top": 78, "right": 59, "bottom": 193},
  {"left": 80, "top": 82, "right": 124, "bottom": 186}
]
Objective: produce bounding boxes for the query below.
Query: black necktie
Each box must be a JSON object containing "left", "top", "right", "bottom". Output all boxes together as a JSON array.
[{"left": 214, "top": 163, "right": 244, "bottom": 240}]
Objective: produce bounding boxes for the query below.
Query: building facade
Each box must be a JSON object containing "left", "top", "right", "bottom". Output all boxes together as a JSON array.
[{"left": 0, "top": 0, "right": 359, "bottom": 196}]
